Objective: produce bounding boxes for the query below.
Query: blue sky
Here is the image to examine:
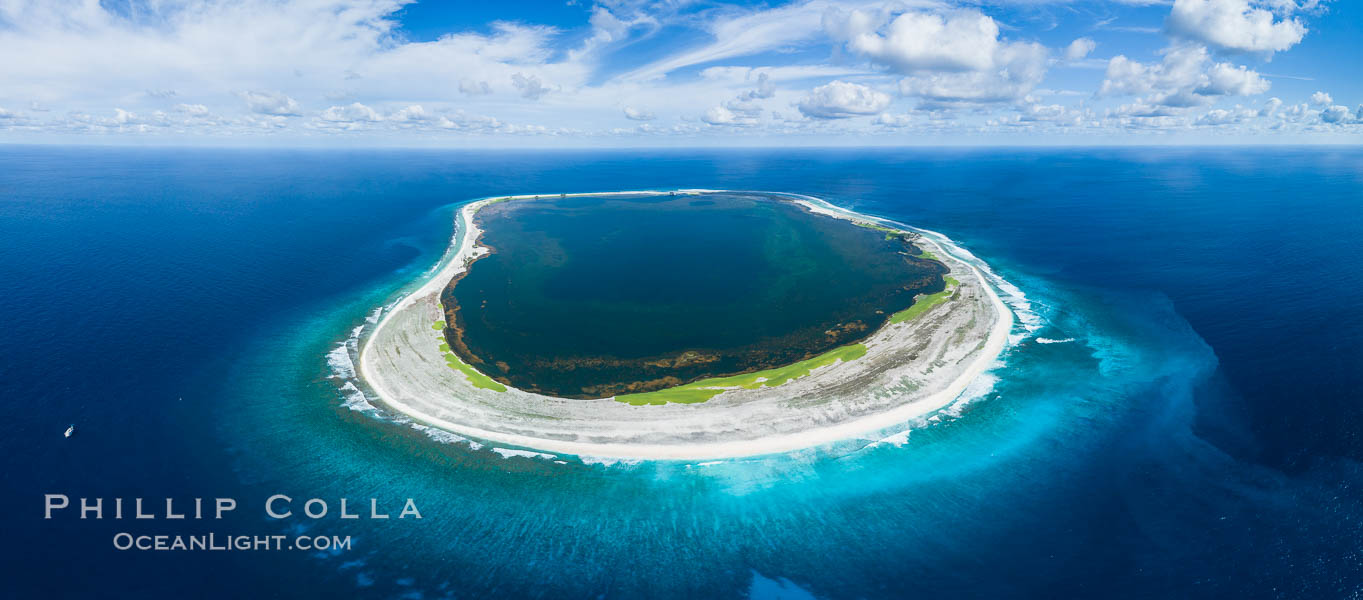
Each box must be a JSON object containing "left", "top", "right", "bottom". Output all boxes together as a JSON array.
[{"left": 0, "top": 0, "right": 1357, "bottom": 146}]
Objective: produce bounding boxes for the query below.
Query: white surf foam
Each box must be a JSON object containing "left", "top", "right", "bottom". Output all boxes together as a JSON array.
[
  {"left": 871, "top": 430, "right": 911, "bottom": 447},
  {"left": 326, "top": 342, "right": 356, "bottom": 379},
  {"left": 339, "top": 381, "right": 377, "bottom": 412},
  {"left": 490, "top": 448, "right": 556, "bottom": 460},
  {"left": 579, "top": 456, "right": 644, "bottom": 468},
  {"left": 407, "top": 423, "right": 482, "bottom": 450},
  {"left": 939, "top": 368, "right": 1001, "bottom": 419}
]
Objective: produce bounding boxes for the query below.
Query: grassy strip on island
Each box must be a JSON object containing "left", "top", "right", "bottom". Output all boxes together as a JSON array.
[
  {"left": 616, "top": 343, "right": 868, "bottom": 406},
  {"left": 852, "top": 220, "right": 908, "bottom": 240},
  {"left": 889, "top": 277, "right": 959, "bottom": 324},
  {"left": 434, "top": 320, "right": 506, "bottom": 392}
]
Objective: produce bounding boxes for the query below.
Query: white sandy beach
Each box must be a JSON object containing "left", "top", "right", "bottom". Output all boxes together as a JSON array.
[{"left": 357, "top": 190, "right": 1014, "bottom": 460}]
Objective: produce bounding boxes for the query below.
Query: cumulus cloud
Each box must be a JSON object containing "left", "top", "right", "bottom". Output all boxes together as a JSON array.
[
  {"left": 239, "top": 91, "right": 301, "bottom": 116},
  {"left": 825, "top": 8, "right": 1001, "bottom": 72},
  {"left": 319, "top": 102, "right": 380, "bottom": 123},
  {"left": 699, "top": 71, "right": 783, "bottom": 126},
  {"left": 1065, "top": 38, "right": 1097, "bottom": 61},
  {"left": 173, "top": 103, "right": 210, "bottom": 117},
  {"left": 511, "top": 73, "right": 550, "bottom": 100},
  {"left": 742, "top": 72, "right": 776, "bottom": 100},
  {"left": 896, "top": 45, "right": 1048, "bottom": 106},
  {"left": 1260, "top": 97, "right": 1283, "bottom": 116},
  {"left": 622, "top": 106, "right": 655, "bottom": 121},
  {"left": 1310, "top": 91, "right": 1332, "bottom": 106},
  {"left": 1167, "top": 0, "right": 1308, "bottom": 53},
  {"left": 1194, "top": 105, "right": 1257, "bottom": 125},
  {"left": 1320, "top": 105, "right": 1353, "bottom": 124},
  {"left": 1100, "top": 45, "right": 1270, "bottom": 110},
  {"left": 1016, "top": 102, "right": 1089, "bottom": 126},
  {"left": 825, "top": 7, "right": 1049, "bottom": 106},
  {"left": 389, "top": 105, "right": 435, "bottom": 122},
  {"left": 797, "top": 80, "right": 890, "bottom": 119},
  {"left": 1203, "top": 61, "right": 1273, "bottom": 95},
  {"left": 874, "top": 112, "right": 913, "bottom": 127},
  {"left": 459, "top": 80, "right": 492, "bottom": 95},
  {"left": 702, "top": 106, "right": 745, "bottom": 126}
]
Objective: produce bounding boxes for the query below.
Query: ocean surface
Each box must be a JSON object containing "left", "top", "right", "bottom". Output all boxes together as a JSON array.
[{"left": 2, "top": 146, "right": 1361, "bottom": 599}]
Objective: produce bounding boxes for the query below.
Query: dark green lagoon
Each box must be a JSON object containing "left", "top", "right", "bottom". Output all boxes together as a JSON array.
[{"left": 441, "top": 192, "right": 947, "bottom": 398}]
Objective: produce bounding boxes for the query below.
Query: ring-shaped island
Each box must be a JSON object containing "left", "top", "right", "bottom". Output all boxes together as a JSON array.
[{"left": 358, "top": 190, "right": 1012, "bottom": 460}]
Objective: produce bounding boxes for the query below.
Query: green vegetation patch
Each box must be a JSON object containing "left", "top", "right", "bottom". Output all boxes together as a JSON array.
[
  {"left": 433, "top": 317, "right": 505, "bottom": 391},
  {"left": 916, "top": 249, "right": 940, "bottom": 261},
  {"left": 443, "top": 351, "right": 507, "bottom": 392},
  {"left": 889, "top": 276, "right": 959, "bottom": 324},
  {"left": 851, "top": 220, "right": 911, "bottom": 241},
  {"left": 853, "top": 220, "right": 899, "bottom": 234},
  {"left": 616, "top": 343, "right": 868, "bottom": 406}
]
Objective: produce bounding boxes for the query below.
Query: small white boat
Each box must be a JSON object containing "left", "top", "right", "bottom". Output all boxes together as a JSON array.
[{"left": 64, "top": 424, "right": 74, "bottom": 438}]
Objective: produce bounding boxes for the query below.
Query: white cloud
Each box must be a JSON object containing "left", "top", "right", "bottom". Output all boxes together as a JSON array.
[
  {"left": 1260, "top": 97, "right": 1283, "bottom": 116},
  {"left": 1320, "top": 105, "right": 1353, "bottom": 124},
  {"left": 743, "top": 72, "right": 776, "bottom": 100},
  {"left": 1202, "top": 61, "right": 1272, "bottom": 95},
  {"left": 1167, "top": 0, "right": 1308, "bottom": 53},
  {"left": 797, "top": 80, "right": 890, "bottom": 119},
  {"left": 459, "top": 80, "right": 492, "bottom": 95},
  {"left": 1194, "top": 105, "right": 1257, "bottom": 125},
  {"left": 874, "top": 112, "right": 913, "bottom": 127},
  {"left": 1065, "top": 38, "right": 1097, "bottom": 61},
  {"left": 702, "top": 106, "right": 746, "bottom": 126},
  {"left": 239, "top": 91, "right": 301, "bottom": 116},
  {"left": 1309, "top": 91, "right": 1332, "bottom": 106},
  {"left": 1100, "top": 45, "right": 1269, "bottom": 110},
  {"left": 898, "top": 42, "right": 1049, "bottom": 106},
  {"left": 511, "top": 73, "right": 550, "bottom": 100},
  {"left": 623, "top": 106, "right": 656, "bottom": 121},
  {"left": 1016, "top": 102, "right": 1089, "bottom": 126},
  {"left": 697, "top": 71, "right": 786, "bottom": 126},
  {"left": 826, "top": 7, "right": 1050, "bottom": 106},
  {"left": 825, "top": 8, "right": 1001, "bottom": 72},
  {"left": 319, "top": 102, "right": 380, "bottom": 123},
  {"left": 0, "top": 0, "right": 1348, "bottom": 142},
  {"left": 174, "top": 103, "right": 210, "bottom": 117},
  {"left": 698, "top": 65, "right": 861, "bottom": 85},
  {"left": 621, "top": 0, "right": 838, "bottom": 81},
  {"left": 390, "top": 105, "right": 435, "bottom": 122}
]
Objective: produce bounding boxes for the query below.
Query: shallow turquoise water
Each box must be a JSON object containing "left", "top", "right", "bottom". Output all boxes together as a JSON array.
[{"left": 4, "top": 146, "right": 1362, "bottom": 598}]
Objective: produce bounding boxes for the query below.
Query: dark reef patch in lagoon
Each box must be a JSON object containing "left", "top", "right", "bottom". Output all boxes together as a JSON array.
[{"left": 441, "top": 192, "right": 947, "bottom": 398}]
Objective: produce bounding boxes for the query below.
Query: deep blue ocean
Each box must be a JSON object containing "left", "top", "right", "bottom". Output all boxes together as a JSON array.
[{"left": 2, "top": 146, "right": 1360, "bottom": 599}]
